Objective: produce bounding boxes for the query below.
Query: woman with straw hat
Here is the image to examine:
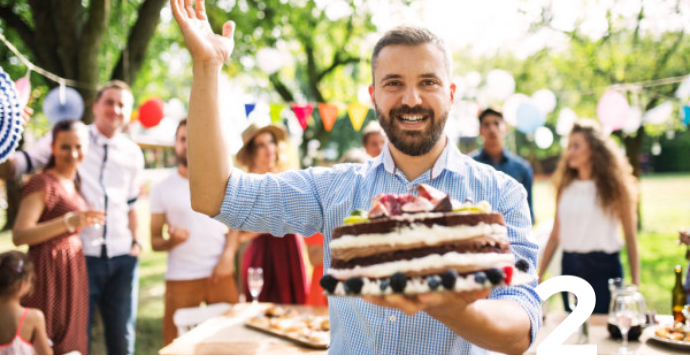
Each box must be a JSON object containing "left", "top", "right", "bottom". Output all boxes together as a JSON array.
[{"left": 232, "top": 123, "right": 309, "bottom": 304}]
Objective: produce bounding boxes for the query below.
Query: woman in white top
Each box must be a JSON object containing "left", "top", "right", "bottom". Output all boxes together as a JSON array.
[{"left": 539, "top": 119, "right": 640, "bottom": 313}]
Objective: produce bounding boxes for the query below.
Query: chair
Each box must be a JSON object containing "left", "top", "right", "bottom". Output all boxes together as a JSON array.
[{"left": 173, "top": 302, "right": 234, "bottom": 336}]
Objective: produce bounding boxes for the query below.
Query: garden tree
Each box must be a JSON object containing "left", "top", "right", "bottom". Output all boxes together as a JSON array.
[
  {"left": 0, "top": 0, "right": 168, "bottom": 230},
  {"left": 204, "top": 0, "right": 379, "bottom": 162}
]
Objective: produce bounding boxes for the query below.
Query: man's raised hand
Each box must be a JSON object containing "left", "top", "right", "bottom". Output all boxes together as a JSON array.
[{"left": 170, "top": 0, "right": 235, "bottom": 66}]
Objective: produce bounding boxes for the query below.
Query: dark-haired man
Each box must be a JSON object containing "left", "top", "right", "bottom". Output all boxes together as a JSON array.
[{"left": 470, "top": 108, "right": 534, "bottom": 223}]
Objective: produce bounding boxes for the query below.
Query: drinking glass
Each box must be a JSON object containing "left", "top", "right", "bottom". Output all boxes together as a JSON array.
[
  {"left": 88, "top": 198, "right": 105, "bottom": 246},
  {"left": 568, "top": 292, "right": 588, "bottom": 343},
  {"left": 248, "top": 267, "right": 264, "bottom": 305},
  {"left": 612, "top": 293, "right": 643, "bottom": 355}
]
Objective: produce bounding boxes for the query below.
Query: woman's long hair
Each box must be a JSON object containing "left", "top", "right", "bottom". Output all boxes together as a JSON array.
[
  {"left": 242, "top": 130, "right": 289, "bottom": 173},
  {"left": 553, "top": 119, "right": 638, "bottom": 216},
  {"left": 44, "top": 119, "right": 86, "bottom": 191}
]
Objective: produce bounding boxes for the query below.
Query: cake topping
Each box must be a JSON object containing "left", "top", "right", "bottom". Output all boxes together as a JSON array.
[{"left": 390, "top": 272, "right": 408, "bottom": 293}]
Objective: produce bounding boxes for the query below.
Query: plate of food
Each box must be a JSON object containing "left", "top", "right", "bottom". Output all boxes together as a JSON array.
[
  {"left": 245, "top": 305, "right": 329, "bottom": 349},
  {"left": 650, "top": 322, "right": 690, "bottom": 349},
  {"left": 320, "top": 184, "right": 535, "bottom": 297}
]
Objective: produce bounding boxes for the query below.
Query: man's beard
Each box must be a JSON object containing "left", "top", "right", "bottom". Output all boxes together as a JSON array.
[
  {"left": 176, "top": 153, "right": 188, "bottom": 167},
  {"left": 376, "top": 104, "right": 448, "bottom": 156}
]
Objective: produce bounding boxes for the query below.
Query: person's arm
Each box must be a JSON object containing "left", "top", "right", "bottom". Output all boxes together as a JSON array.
[
  {"left": 538, "top": 210, "right": 560, "bottom": 281},
  {"left": 619, "top": 194, "right": 640, "bottom": 285},
  {"left": 171, "top": 0, "right": 236, "bottom": 216},
  {"left": 29, "top": 309, "right": 53, "bottom": 355},
  {"left": 0, "top": 154, "right": 17, "bottom": 179},
  {"left": 128, "top": 209, "right": 141, "bottom": 256},
  {"left": 13, "top": 191, "right": 104, "bottom": 246},
  {"left": 150, "top": 213, "right": 190, "bottom": 251},
  {"left": 210, "top": 229, "right": 240, "bottom": 282},
  {"left": 524, "top": 166, "right": 534, "bottom": 224}
]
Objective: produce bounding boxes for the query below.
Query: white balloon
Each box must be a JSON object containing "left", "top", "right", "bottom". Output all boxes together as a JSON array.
[
  {"left": 622, "top": 107, "right": 642, "bottom": 134},
  {"left": 535, "top": 126, "right": 554, "bottom": 149},
  {"left": 531, "top": 89, "right": 557, "bottom": 115},
  {"left": 465, "top": 71, "right": 482, "bottom": 88},
  {"left": 556, "top": 108, "right": 577, "bottom": 135},
  {"left": 651, "top": 141, "right": 662, "bottom": 156},
  {"left": 486, "top": 69, "right": 515, "bottom": 102},
  {"left": 164, "top": 98, "right": 187, "bottom": 120},
  {"left": 675, "top": 75, "right": 690, "bottom": 99},
  {"left": 357, "top": 85, "right": 371, "bottom": 104},
  {"left": 643, "top": 101, "right": 674, "bottom": 125},
  {"left": 503, "top": 93, "right": 530, "bottom": 126},
  {"left": 256, "top": 47, "right": 283, "bottom": 74}
]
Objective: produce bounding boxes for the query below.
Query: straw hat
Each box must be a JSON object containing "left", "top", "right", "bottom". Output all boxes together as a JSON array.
[{"left": 235, "top": 123, "right": 288, "bottom": 167}]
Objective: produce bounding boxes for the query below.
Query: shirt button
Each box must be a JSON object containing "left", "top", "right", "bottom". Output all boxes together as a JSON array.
[{"left": 389, "top": 315, "right": 396, "bottom": 322}]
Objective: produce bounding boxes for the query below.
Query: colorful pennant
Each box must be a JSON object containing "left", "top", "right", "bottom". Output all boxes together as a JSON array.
[
  {"left": 291, "top": 104, "right": 314, "bottom": 131},
  {"left": 269, "top": 104, "right": 285, "bottom": 124},
  {"left": 318, "top": 103, "right": 339, "bottom": 132},
  {"left": 244, "top": 103, "right": 256, "bottom": 118},
  {"left": 348, "top": 103, "right": 369, "bottom": 131}
]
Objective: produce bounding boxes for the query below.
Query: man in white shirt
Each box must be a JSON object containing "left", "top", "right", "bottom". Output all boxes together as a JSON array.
[
  {"left": 1, "top": 80, "right": 144, "bottom": 355},
  {"left": 149, "top": 119, "right": 239, "bottom": 346}
]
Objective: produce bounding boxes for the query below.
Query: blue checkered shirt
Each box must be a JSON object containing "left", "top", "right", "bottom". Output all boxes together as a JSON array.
[{"left": 214, "top": 139, "right": 542, "bottom": 355}]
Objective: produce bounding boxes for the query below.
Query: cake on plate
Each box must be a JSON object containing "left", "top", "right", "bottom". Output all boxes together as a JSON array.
[{"left": 320, "top": 184, "right": 532, "bottom": 296}]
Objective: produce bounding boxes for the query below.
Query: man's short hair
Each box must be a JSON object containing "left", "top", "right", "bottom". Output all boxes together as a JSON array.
[
  {"left": 95, "top": 80, "right": 132, "bottom": 102},
  {"left": 176, "top": 118, "right": 187, "bottom": 139},
  {"left": 371, "top": 26, "right": 452, "bottom": 82},
  {"left": 361, "top": 121, "right": 384, "bottom": 146},
  {"left": 478, "top": 108, "right": 504, "bottom": 125}
]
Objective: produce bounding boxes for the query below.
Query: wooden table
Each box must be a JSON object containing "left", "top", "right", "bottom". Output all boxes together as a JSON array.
[
  {"left": 525, "top": 313, "right": 690, "bottom": 355},
  {"left": 159, "top": 303, "right": 328, "bottom": 355}
]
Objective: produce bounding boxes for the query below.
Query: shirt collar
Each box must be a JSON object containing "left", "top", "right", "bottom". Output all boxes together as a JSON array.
[
  {"left": 378, "top": 137, "right": 465, "bottom": 180},
  {"left": 89, "top": 124, "right": 118, "bottom": 147},
  {"left": 478, "top": 147, "right": 510, "bottom": 164}
]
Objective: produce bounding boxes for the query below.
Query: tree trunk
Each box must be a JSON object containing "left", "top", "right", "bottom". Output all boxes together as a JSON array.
[{"left": 78, "top": 0, "right": 111, "bottom": 124}]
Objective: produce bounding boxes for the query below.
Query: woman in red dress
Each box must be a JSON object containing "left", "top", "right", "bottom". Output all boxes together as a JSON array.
[
  {"left": 13, "top": 119, "right": 105, "bottom": 354},
  {"left": 233, "top": 124, "right": 309, "bottom": 304}
]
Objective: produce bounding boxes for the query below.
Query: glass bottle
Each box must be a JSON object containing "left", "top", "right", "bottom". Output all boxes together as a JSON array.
[{"left": 672, "top": 265, "right": 686, "bottom": 324}]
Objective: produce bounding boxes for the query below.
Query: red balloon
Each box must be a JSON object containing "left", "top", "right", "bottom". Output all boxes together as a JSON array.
[{"left": 138, "top": 98, "right": 164, "bottom": 128}]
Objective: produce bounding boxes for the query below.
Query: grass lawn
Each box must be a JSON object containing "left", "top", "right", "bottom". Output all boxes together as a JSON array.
[{"left": 1, "top": 172, "right": 689, "bottom": 354}]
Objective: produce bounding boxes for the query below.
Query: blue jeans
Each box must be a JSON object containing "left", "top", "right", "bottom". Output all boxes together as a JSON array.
[
  {"left": 561, "top": 251, "right": 622, "bottom": 314},
  {"left": 86, "top": 255, "right": 139, "bottom": 355}
]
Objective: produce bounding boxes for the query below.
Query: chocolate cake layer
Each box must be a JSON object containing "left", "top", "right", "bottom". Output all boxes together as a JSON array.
[
  {"left": 330, "top": 239, "right": 509, "bottom": 269},
  {"left": 331, "top": 234, "right": 508, "bottom": 262},
  {"left": 333, "top": 212, "right": 505, "bottom": 239}
]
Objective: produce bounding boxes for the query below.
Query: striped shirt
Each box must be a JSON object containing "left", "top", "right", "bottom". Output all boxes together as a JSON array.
[{"left": 214, "top": 139, "right": 541, "bottom": 355}]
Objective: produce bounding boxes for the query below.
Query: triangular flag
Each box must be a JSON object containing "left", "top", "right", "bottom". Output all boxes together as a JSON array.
[
  {"left": 291, "top": 103, "right": 314, "bottom": 131},
  {"left": 348, "top": 103, "right": 369, "bottom": 131},
  {"left": 269, "top": 104, "right": 285, "bottom": 124},
  {"left": 244, "top": 103, "right": 256, "bottom": 118},
  {"left": 318, "top": 103, "right": 339, "bottom": 132}
]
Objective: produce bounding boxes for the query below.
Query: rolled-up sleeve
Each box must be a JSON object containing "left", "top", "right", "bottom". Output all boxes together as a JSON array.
[
  {"left": 490, "top": 177, "right": 542, "bottom": 347},
  {"left": 213, "top": 167, "right": 327, "bottom": 237}
]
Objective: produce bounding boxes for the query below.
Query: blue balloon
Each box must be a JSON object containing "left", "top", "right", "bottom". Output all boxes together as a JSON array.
[
  {"left": 515, "top": 102, "right": 546, "bottom": 133},
  {"left": 43, "top": 86, "right": 84, "bottom": 125}
]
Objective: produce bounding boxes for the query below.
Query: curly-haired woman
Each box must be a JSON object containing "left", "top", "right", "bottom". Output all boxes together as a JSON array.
[{"left": 538, "top": 119, "right": 640, "bottom": 313}]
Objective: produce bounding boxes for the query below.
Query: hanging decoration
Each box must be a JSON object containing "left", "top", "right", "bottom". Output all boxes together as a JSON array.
[
  {"left": 138, "top": 98, "right": 165, "bottom": 128},
  {"left": 43, "top": 85, "right": 84, "bottom": 125},
  {"left": 0, "top": 67, "right": 24, "bottom": 163},
  {"left": 244, "top": 103, "right": 256, "bottom": 119},
  {"left": 682, "top": 105, "right": 690, "bottom": 126},
  {"left": 318, "top": 103, "right": 338, "bottom": 132},
  {"left": 643, "top": 101, "right": 674, "bottom": 125},
  {"left": 269, "top": 104, "right": 285, "bottom": 124},
  {"left": 291, "top": 103, "right": 314, "bottom": 131},
  {"left": 347, "top": 103, "right": 369, "bottom": 131},
  {"left": 597, "top": 90, "right": 629, "bottom": 131}
]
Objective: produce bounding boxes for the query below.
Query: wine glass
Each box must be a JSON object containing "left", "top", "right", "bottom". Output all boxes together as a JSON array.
[
  {"left": 612, "top": 293, "right": 643, "bottom": 355},
  {"left": 88, "top": 198, "right": 105, "bottom": 246},
  {"left": 248, "top": 267, "right": 264, "bottom": 305}
]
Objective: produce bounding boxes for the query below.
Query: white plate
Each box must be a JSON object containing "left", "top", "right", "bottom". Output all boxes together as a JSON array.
[{"left": 648, "top": 326, "right": 690, "bottom": 350}]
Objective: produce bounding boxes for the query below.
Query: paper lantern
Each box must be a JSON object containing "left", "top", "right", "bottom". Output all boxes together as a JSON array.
[
  {"left": 43, "top": 86, "right": 84, "bottom": 125},
  {"left": 535, "top": 127, "right": 554, "bottom": 149},
  {"left": 348, "top": 103, "right": 369, "bottom": 131},
  {"left": 291, "top": 104, "right": 314, "bottom": 131},
  {"left": 597, "top": 91, "right": 629, "bottom": 131},
  {"left": 556, "top": 108, "right": 577, "bottom": 135},
  {"left": 643, "top": 101, "right": 673, "bottom": 125},
  {"left": 486, "top": 69, "right": 515, "bottom": 102},
  {"left": 515, "top": 102, "right": 545, "bottom": 133},
  {"left": 502, "top": 93, "right": 530, "bottom": 126},
  {"left": 682, "top": 105, "right": 690, "bottom": 126},
  {"left": 531, "top": 89, "right": 557, "bottom": 115},
  {"left": 138, "top": 98, "right": 165, "bottom": 128},
  {"left": 622, "top": 107, "right": 642, "bottom": 134},
  {"left": 318, "top": 103, "right": 338, "bottom": 132}
]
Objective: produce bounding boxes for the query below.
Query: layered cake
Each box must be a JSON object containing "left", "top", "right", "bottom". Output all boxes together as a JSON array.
[{"left": 320, "top": 184, "right": 532, "bottom": 296}]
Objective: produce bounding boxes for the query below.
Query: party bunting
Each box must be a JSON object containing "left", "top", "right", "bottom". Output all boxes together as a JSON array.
[
  {"left": 348, "top": 103, "right": 369, "bottom": 131},
  {"left": 269, "top": 104, "right": 285, "bottom": 124},
  {"left": 318, "top": 103, "right": 339, "bottom": 132},
  {"left": 244, "top": 103, "right": 256, "bottom": 118},
  {"left": 291, "top": 104, "right": 314, "bottom": 131}
]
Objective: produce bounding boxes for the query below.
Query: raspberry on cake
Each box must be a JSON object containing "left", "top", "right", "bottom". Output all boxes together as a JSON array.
[{"left": 321, "top": 184, "right": 533, "bottom": 297}]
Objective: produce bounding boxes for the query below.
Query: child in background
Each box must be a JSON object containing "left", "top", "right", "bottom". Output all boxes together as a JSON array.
[{"left": 0, "top": 251, "right": 52, "bottom": 355}]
